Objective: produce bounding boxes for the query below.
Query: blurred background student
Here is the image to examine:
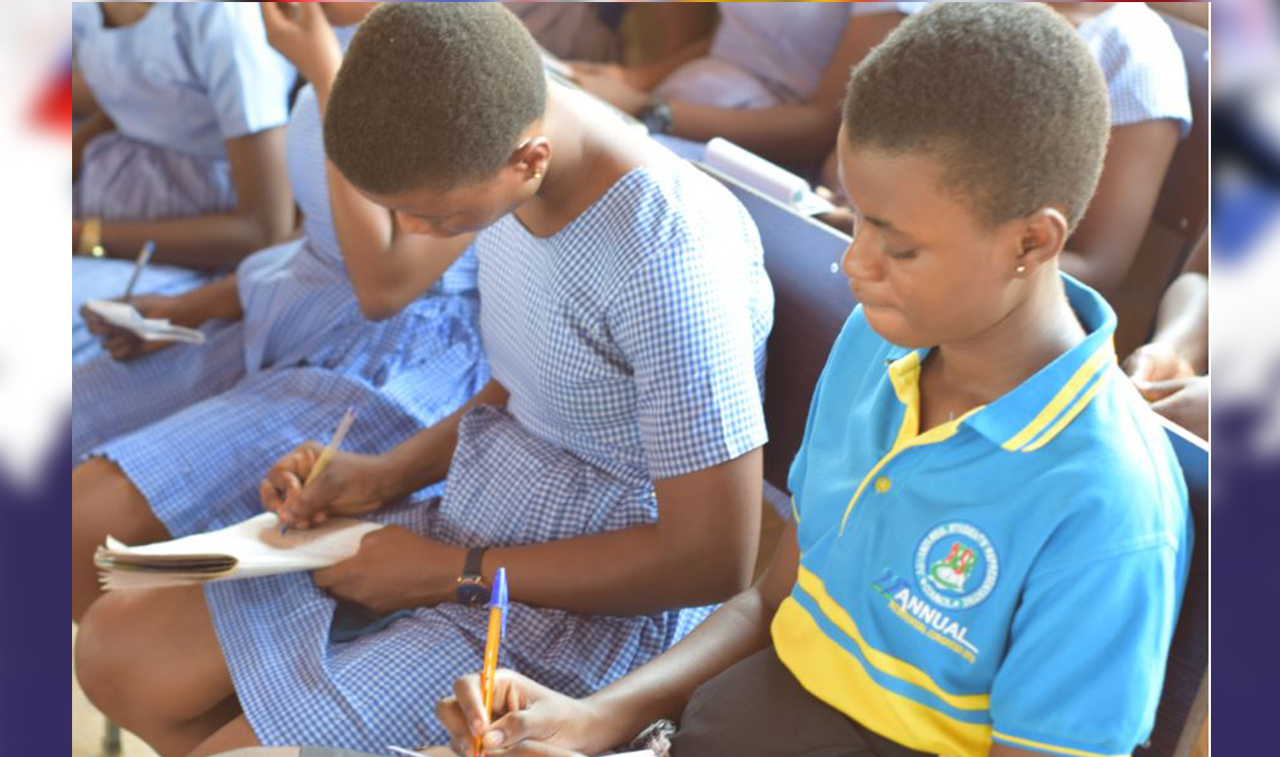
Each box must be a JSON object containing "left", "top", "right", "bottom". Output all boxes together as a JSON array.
[
  {"left": 570, "top": 2, "right": 912, "bottom": 174},
  {"left": 72, "top": 2, "right": 295, "bottom": 365}
]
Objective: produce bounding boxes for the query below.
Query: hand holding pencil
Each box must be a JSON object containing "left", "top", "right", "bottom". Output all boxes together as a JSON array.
[{"left": 262, "top": 408, "right": 387, "bottom": 530}]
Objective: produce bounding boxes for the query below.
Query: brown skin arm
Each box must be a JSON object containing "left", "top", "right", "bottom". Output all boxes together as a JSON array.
[
  {"left": 437, "top": 519, "right": 799, "bottom": 756},
  {"left": 1124, "top": 231, "right": 1208, "bottom": 391},
  {"left": 265, "top": 379, "right": 515, "bottom": 529},
  {"left": 1060, "top": 119, "right": 1182, "bottom": 297},
  {"left": 652, "top": 1, "right": 719, "bottom": 59},
  {"left": 320, "top": 160, "right": 475, "bottom": 320},
  {"left": 663, "top": 12, "right": 904, "bottom": 166},
  {"left": 476, "top": 447, "right": 763, "bottom": 615},
  {"left": 580, "top": 12, "right": 903, "bottom": 167},
  {"left": 267, "top": 373, "right": 763, "bottom": 616},
  {"left": 76, "top": 127, "right": 295, "bottom": 269},
  {"left": 439, "top": 522, "right": 1118, "bottom": 757},
  {"left": 72, "top": 63, "right": 99, "bottom": 120},
  {"left": 289, "top": 33, "right": 474, "bottom": 321},
  {"left": 72, "top": 110, "right": 115, "bottom": 182},
  {"left": 581, "top": 513, "right": 797, "bottom": 746}
]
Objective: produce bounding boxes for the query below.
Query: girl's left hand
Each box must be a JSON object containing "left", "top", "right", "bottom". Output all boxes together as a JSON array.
[
  {"left": 1138, "top": 375, "right": 1209, "bottom": 441},
  {"left": 260, "top": 2, "right": 342, "bottom": 87},
  {"left": 312, "top": 525, "right": 464, "bottom": 614}
]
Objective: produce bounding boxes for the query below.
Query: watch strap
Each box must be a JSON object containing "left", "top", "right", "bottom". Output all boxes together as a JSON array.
[{"left": 462, "top": 546, "right": 488, "bottom": 580}]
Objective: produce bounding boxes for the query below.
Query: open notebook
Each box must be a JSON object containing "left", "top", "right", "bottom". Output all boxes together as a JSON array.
[
  {"left": 83, "top": 298, "right": 206, "bottom": 344},
  {"left": 95, "top": 512, "right": 382, "bottom": 590}
]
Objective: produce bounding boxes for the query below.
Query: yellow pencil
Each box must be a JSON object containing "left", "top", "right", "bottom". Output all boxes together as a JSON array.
[{"left": 280, "top": 406, "right": 357, "bottom": 534}]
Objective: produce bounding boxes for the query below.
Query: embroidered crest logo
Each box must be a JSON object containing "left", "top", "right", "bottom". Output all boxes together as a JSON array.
[
  {"left": 915, "top": 522, "right": 999, "bottom": 610},
  {"left": 929, "top": 541, "right": 977, "bottom": 594}
]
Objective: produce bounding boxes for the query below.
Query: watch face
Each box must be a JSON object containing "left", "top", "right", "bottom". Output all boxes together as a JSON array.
[{"left": 457, "top": 581, "right": 489, "bottom": 606}]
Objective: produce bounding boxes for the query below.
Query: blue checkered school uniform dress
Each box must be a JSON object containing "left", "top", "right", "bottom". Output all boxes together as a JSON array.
[
  {"left": 74, "top": 74, "right": 488, "bottom": 541},
  {"left": 71, "top": 2, "right": 296, "bottom": 365},
  {"left": 202, "top": 158, "right": 773, "bottom": 749},
  {"left": 1076, "top": 2, "right": 1192, "bottom": 137}
]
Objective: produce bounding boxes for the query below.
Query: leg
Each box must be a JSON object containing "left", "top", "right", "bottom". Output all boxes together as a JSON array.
[
  {"left": 76, "top": 585, "right": 239, "bottom": 756},
  {"left": 670, "top": 646, "right": 929, "bottom": 757},
  {"left": 72, "top": 457, "right": 170, "bottom": 622},
  {"left": 188, "top": 715, "right": 260, "bottom": 757}
]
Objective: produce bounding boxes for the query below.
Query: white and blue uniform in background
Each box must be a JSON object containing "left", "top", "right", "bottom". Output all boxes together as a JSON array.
[
  {"left": 72, "top": 2, "right": 295, "bottom": 364},
  {"left": 652, "top": 2, "right": 918, "bottom": 163},
  {"left": 73, "top": 24, "right": 488, "bottom": 544},
  {"left": 1075, "top": 2, "right": 1193, "bottom": 137},
  {"left": 203, "top": 156, "right": 773, "bottom": 749}
]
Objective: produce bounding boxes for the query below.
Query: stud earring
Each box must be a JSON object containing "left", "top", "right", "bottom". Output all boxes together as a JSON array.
[{"left": 1015, "top": 264, "right": 1027, "bottom": 274}]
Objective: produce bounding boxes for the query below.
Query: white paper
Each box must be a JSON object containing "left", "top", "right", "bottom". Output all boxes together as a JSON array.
[
  {"left": 702, "top": 138, "right": 833, "bottom": 217},
  {"left": 98, "top": 512, "right": 382, "bottom": 590},
  {"left": 84, "top": 298, "right": 206, "bottom": 344}
]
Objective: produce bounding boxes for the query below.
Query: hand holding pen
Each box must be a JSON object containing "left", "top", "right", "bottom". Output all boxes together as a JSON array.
[{"left": 264, "top": 407, "right": 383, "bottom": 533}]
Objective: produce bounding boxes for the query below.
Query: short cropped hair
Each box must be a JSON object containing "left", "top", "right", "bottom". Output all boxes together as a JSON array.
[
  {"left": 325, "top": 2, "right": 547, "bottom": 194},
  {"left": 842, "top": 2, "right": 1110, "bottom": 230}
]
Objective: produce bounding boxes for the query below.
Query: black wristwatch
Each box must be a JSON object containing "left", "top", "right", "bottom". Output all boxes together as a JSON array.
[
  {"left": 456, "top": 546, "right": 490, "bottom": 606},
  {"left": 638, "top": 94, "right": 673, "bottom": 135}
]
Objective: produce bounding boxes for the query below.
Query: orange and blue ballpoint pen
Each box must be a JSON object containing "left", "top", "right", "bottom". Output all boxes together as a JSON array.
[{"left": 476, "top": 566, "right": 508, "bottom": 757}]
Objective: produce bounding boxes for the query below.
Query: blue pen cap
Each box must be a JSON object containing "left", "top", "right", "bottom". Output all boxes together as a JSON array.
[{"left": 490, "top": 567, "right": 509, "bottom": 637}]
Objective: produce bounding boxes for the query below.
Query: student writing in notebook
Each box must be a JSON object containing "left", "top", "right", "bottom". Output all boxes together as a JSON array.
[
  {"left": 432, "top": 6, "right": 1192, "bottom": 757},
  {"left": 75, "top": 4, "right": 771, "bottom": 754},
  {"left": 71, "top": 1, "right": 488, "bottom": 623},
  {"left": 72, "top": 2, "right": 296, "bottom": 365}
]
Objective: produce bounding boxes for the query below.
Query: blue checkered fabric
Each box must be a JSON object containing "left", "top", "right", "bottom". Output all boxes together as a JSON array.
[
  {"left": 1076, "top": 3, "right": 1192, "bottom": 136},
  {"left": 480, "top": 161, "right": 772, "bottom": 484},
  {"left": 205, "top": 157, "right": 772, "bottom": 749},
  {"left": 76, "top": 77, "right": 489, "bottom": 529},
  {"left": 72, "top": 132, "right": 235, "bottom": 367}
]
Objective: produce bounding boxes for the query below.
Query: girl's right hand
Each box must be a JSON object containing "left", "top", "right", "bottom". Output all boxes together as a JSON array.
[
  {"left": 260, "top": 444, "right": 388, "bottom": 529},
  {"left": 260, "top": 1, "right": 342, "bottom": 87},
  {"left": 1124, "top": 341, "right": 1195, "bottom": 384},
  {"left": 437, "top": 670, "right": 610, "bottom": 757}
]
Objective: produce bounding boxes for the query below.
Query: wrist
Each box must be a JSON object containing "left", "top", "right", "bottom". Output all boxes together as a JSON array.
[
  {"left": 181, "top": 280, "right": 239, "bottom": 325},
  {"left": 365, "top": 451, "right": 407, "bottom": 504},
  {"left": 305, "top": 53, "right": 342, "bottom": 105},
  {"left": 578, "top": 691, "right": 646, "bottom": 755}
]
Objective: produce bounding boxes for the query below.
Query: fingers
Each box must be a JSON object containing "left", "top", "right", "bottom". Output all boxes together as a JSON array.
[
  {"left": 451, "top": 673, "right": 491, "bottom": 740},
  {"left": 1124, "top": 352, "right": 1153, "bottom": 381},
  {"left": 262, "top": 443, "right": 317, "bottom": 524},
  {"left": 1136, "top": 376, "right": 1195, "bottom": 403},
  {"left": 297, "top": 0, "right": 325, "bottom": 25},
  {"left": 311, "top": 563, "right": 338, "bottom": 589},
  {"left": 105, "top": 332, "right": 142, "bottom": 361},
  {"left": 437, "top": 695, "right": 470, "bottom": 750},
  {"left": 260, "top": 1, "right": 290, "bottom": 31}
]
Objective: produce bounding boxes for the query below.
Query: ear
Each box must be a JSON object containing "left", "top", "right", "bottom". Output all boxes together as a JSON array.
[
  {"left": 511, "top": 134, "right": 552, "bottom": 182},
  {"left": 1013, "top": 206, "right": 1069, "bottom": 278}
]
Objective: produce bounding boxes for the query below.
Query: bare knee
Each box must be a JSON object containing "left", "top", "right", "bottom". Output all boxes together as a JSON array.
[
  {"left": 73, "top": 458, "right": 168, "bottom": 621},
  {"left": 75, "top": 593, "right": 139, "bottom": 723}
]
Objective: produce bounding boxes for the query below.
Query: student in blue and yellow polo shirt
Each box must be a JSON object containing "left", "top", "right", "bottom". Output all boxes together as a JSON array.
[{"left": 431, "top": 5, "right": 1193, "bottom": 757}]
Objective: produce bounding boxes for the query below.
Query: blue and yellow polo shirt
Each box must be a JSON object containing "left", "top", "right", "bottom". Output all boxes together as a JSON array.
[{"left": 772, "top": 275, "right": 1192, "bottom": 757}]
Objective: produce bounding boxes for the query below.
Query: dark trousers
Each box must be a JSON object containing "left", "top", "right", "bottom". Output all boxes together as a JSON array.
[{"left": 670, "top": 646, "right": 932, "bottom": 757}]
